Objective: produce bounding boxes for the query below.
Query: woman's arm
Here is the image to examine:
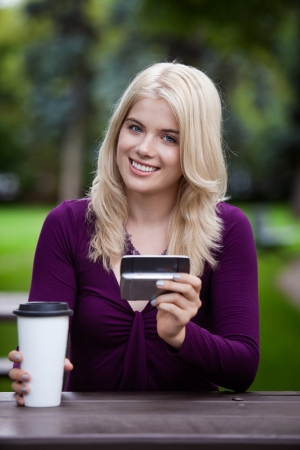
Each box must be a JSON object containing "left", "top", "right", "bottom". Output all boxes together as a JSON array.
[
  {"left": 153, "top": 205, "right": 259, "bottom": 392},
  {"left": 8, "top": 201, "right": 79, "bottom": 404},
  {"left": 28, "top": 201, "right": 79, "bottom": 310}
]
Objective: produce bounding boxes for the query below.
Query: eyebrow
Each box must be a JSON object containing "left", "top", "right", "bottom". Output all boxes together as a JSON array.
[{"left": 125, "top": 117, "right": 179, "bottom": 134}]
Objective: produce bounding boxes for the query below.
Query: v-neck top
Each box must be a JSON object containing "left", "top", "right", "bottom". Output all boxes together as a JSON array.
[
  {"left": 124, "top": 230, "right": 167, "bottom": 312},
  {"left": 28, "top": 198, "right": 259, "bottom": 392}
]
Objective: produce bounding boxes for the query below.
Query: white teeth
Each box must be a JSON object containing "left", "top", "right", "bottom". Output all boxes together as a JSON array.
[{"left": 131, "top": 160, "right": 158, "bottom": 172}]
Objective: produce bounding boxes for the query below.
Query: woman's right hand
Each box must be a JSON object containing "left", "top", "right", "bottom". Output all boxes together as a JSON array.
[{"left": 8, "top": 350, "right": 73, "bottom": 406}]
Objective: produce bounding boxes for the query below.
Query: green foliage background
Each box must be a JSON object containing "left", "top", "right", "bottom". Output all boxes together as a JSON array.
[{"left": 0, "top": 0, "right": 299, "bottom": 203}]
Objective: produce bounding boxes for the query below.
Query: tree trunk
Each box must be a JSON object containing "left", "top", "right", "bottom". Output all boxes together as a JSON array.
[
  {"left": 290, "top": 8, "right": 300, "bottom": 216},
  {"left": 58, "top": 110, "right": 85, "bottom": 203},
  {"left": 291, "top": 163, "right": 300, "bottom": 217}
]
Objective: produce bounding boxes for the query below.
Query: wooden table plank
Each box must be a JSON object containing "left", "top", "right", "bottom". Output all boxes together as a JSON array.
[{"left": 0, "top": 392, "right": 299, "bottom": 449}]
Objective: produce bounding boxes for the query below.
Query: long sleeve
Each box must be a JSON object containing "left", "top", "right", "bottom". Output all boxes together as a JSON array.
[
  {"left": 13, "top": 201, "right": 80, "bottom": 371},
  {"left": 173, "top": 204, "right": 259, "bottom": 392},
  {"left": 28, "top": 201, "right": 80, "bottom": 317}
]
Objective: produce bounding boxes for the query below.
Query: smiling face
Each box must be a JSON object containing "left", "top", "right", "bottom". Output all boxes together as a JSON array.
[{"left": 116, "top": 97, "right": 183, "bottom": 199}]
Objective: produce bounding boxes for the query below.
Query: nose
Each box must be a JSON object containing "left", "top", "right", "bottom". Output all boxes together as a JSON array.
[{"left": 136, "top": 135, "right": 156, "bottom": 158}]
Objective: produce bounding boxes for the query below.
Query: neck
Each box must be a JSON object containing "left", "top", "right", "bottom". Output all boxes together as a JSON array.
[{"left": 126, "top": 189, "right": 178, "bottom": 229}]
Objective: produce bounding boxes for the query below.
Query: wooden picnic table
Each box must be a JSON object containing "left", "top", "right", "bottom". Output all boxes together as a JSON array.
[
  {"left": 0, "top": 293, "right": 27, "bottom": 321},
  {"left": 0, "top": 391, "right": 300, "bottom": 449},
  {"left": 0, "top": 293, "right": 26, "bottom": 376}
]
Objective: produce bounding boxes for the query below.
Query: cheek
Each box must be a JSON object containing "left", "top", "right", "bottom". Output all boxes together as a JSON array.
[
  {"left": 117, "top": 133, "right": 131, "bottom": 157},
  {"left": 167, "top": 152, "right": 182, "bottom": 175},
  {"left": 116, "top": 135, "right": 127, "bottom": 164}
]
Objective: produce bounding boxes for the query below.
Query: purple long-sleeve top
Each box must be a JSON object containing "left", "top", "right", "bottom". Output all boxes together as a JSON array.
[{"left": 27, "top": 198, "right": 259, "bottom": 392}]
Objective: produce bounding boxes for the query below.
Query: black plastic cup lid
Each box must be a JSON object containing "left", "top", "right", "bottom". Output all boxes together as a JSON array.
[{"left": 13, "top": 302, "right": 73, "bottom": 317}]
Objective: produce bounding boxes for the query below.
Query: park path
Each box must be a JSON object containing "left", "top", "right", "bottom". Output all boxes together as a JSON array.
[
  {"left": 1, "top": 266, "right": 300, "bottom": 312},
  {"left": 1, "top": 259, "right": 300, "bottom": 315},
  {"left": 0, "top": 266, "right": 299, "bottom": 376},
  {"left": 0, "top": 292, "right": 28, "bottom": 318},
  {"left": 278, "top": 258, "right": 300, "bottom": 311}
]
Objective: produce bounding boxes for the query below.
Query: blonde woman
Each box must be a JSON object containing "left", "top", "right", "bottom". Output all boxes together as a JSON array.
[{"left": 9, "top": 62, "right": 259, "bottom": 403}]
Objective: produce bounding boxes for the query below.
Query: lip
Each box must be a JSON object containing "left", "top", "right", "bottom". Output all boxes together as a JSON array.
[{"left": 129, "top": 158, "right": 160, "bottom": 176}]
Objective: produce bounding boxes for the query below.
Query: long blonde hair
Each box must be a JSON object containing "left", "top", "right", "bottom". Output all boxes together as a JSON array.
[{"left": 89, "top": 62, "right": 227, "bottom": 275}]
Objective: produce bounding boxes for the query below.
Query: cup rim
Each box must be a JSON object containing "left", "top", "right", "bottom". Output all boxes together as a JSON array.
[{"left": 13, "top": 302, "right": 73, "bottom": 317}]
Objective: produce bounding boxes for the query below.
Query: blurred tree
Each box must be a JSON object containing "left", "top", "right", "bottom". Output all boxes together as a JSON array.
[
  {"left": 106, "top": 0, "right": 300, "bottom": 207},
  {"left": 24, "top": 0, "right": 96, "bottom": 202},
  {"left": 0, "top": 0, "right": 298, "bottom": 206},
  {"left": 226, "top": 5, "right": 300, "bottom": 210},
  {"left": 138, "top": 0, "right": 286, "bottom": 52},
  {"left": 0, "top": 6, "right": 31, "bottom": 198},
  {"left": 285, "top": 8, "right": 300, "bottom": 216}
]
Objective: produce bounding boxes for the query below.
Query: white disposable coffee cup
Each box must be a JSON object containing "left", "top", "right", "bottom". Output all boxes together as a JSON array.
[{"left": 13, "top": 302, "right": 73, "bottom": 407}]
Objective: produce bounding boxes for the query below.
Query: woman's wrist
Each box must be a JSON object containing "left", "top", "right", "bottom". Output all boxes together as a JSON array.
[{"left": 164, "top": 327, "right": 186, "bottom": 351}]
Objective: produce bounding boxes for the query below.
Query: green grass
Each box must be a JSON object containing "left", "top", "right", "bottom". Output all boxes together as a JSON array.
[
  {"left": 0, "top": 202, "right": 300, "bottom": 392},
  {"left": 0, "top": 205, "right": 52, "bottom": 391},
  {"left": 252, "top": 252, "right": 300, "bottom": 390},
  {"left": 0, "top": 205, "right": 53, "bottom": 291},
  {"left": 0, "top": 322, "right": 18, "bottom": 391},
  {"left": 233, "top": 202, "right": 300, "bottom": 391}
]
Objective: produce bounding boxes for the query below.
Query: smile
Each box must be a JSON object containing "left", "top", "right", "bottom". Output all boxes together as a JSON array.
[{"left": 130, "top": 159, "right": 159, "bottom": 173}]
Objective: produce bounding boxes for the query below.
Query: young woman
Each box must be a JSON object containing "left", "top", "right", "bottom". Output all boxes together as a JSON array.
[{"left": 9, "top": 62, "right": 259, "bottom": 404}]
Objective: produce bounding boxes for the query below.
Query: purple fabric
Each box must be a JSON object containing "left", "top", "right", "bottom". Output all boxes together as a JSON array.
[
  {"left": 124, "top": 230, "right": 167, "bottom": 256},
  {"left": 27, "top": 198, "right": 259, "bottom": 392}
]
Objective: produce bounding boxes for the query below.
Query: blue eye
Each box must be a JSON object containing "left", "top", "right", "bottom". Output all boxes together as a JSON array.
[
  {"left": 164, "top": 135, "right": 176, "bottom": 143},
  {"left": 131, "top": 125, "right": 142, "bottom": 133}
]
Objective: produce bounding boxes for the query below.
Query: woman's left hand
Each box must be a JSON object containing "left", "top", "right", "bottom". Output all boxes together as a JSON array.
[{"left": 152, "top": 273, "right": 202, "bottom": 350}]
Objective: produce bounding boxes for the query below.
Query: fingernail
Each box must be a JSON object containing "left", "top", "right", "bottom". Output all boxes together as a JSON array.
[
  {"left": 14, "top": 354, "right": 20, "bottom": 361},
  {"left": 156, "top": 280, "right": 164, "bottom": 287},
  {"left": 22, "top": 374, "right": 28, "bottom": 381},
  {"left": 173, "top": 274, "right": 181, "bottom": 280},
  {"left": 21, "top": 387, "right": 27, "bottom": 394},
  {"left": 17, "top": 399, "right": 23, "bottom": 406},
  {"left": 150, "top": 299, "right": 156, "bottom": 306}
]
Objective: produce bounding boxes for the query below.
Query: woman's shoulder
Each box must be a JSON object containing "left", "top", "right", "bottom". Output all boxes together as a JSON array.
[
  {"left": 44, "top": 198, "right": 90, "bottom": 231},
  {"left": 49, "top": 197, "right": 89, "bottom": 217},
  {"left": 217, "top": 202, "right": 254, "bottom": 242},
  {"left": 217, "top": 202, "right": 250, "bottom": 224}
]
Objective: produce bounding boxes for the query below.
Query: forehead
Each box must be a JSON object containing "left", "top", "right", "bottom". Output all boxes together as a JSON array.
[{"left": 127, "top": 98, "right": 178, "bottom": 128}]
